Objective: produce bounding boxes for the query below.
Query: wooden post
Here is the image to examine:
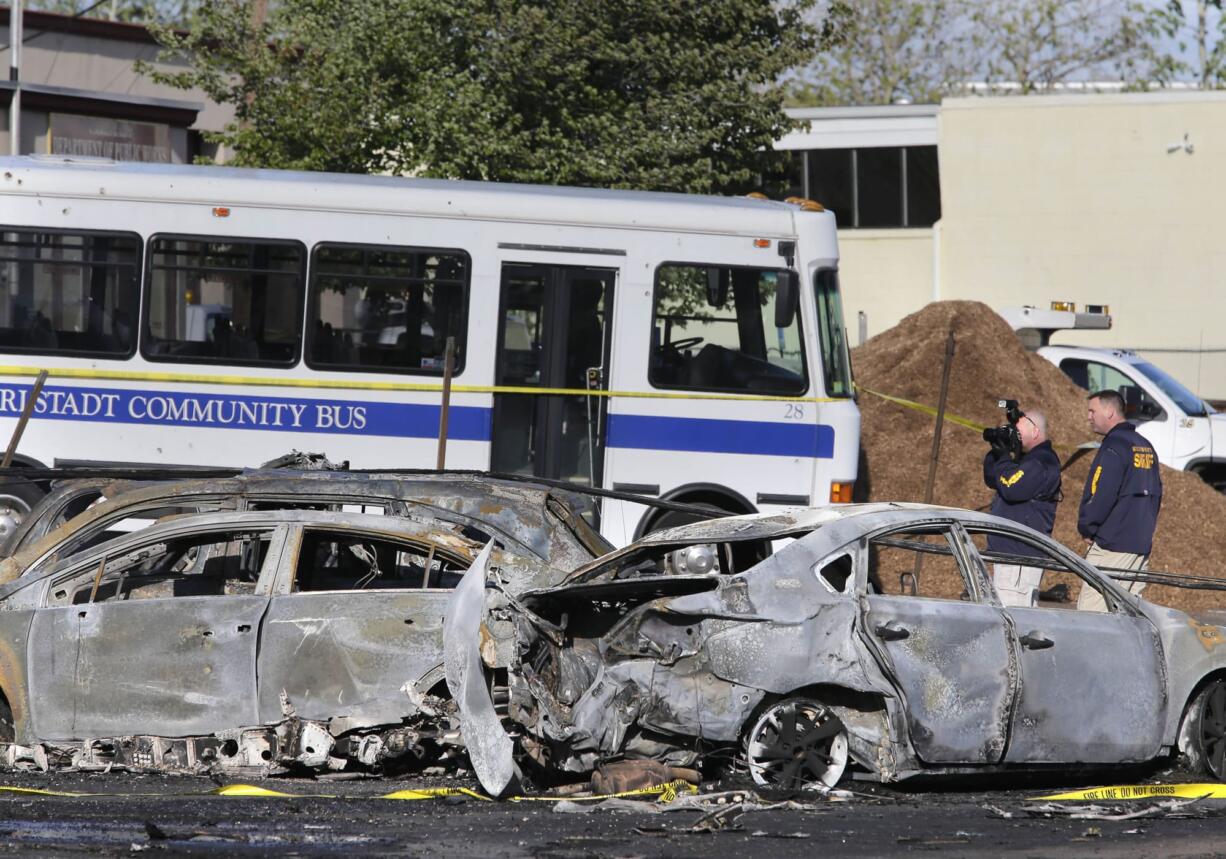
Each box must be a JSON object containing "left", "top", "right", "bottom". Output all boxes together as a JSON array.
[
  {"left": 2, "top": 370, "right": 47, "bottom": 470},
  {"left": 922, "top": 333, "right": 957, "bottom": 505},
  {"left": 909, "top": 334, "right": 955, "bottom": 590},
  {"left": 435, "top": 337, "right": 456, "bottom": 470}
]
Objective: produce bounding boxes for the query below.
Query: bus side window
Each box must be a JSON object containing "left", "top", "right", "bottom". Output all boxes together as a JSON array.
[
  {"left": 142, "top": 236, "right": 305, "bottom": 366},
  {"left": 305, "top": 243, "right": 470, "bottom": 376},
  {"left": 649, "top": 264, "right": 807, "bottom": 396},
  {"left": 0, "top": 228, "right": 140, "bottom": 357}
]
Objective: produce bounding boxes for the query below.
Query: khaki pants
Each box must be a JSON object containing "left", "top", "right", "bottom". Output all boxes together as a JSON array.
[
  {"left": 993, "top": 564, "right": 1042, "bottom": 607},
  {"left": 1077, "top": 543, "right": 1148, "bottom": 612}
]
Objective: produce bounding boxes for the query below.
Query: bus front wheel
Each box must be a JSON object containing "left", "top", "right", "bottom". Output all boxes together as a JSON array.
[{"left": 0, "top": 478, "right": 43, "bottom": 547}]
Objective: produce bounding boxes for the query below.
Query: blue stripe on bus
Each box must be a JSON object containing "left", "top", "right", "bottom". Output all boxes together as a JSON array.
[
  {"left": 0, "top": 383, "right": 834, "bottom": 458},
  {"left": 606, "top": 413, "right": 834, "bottom": 458},
  {"left": 0, "top": 383, "right": 491, "bottom": 441}
]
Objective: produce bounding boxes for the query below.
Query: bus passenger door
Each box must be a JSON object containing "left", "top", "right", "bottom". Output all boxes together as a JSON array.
[{"left": 491, "top": 264, "right": 616, "bottom": 486}]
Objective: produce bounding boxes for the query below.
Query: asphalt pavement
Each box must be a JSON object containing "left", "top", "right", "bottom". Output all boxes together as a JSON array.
[{"left": 2, "top": 769, "right": 1226, "bottom": 857}]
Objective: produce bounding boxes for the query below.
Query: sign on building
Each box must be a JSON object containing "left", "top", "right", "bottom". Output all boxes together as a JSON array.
[{"left": 49, "top": 114, "right": 173, "bottom": 163}]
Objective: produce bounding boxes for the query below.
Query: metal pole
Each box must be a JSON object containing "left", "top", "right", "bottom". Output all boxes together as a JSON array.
[
  {"left": 9, "top": 0, "right": 22, "bottom": 155},
  {"left": 435, "top": 337, "right": 455, "bottom": 470},
  {"left": 2, "top": 369, "right": 46, "bottom": 470}
]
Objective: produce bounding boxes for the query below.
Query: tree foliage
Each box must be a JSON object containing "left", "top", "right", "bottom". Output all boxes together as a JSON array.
[
  {"left": 142, "top": 0, "right": 819, "bottom": 193},
  {"left": 25, "top": 0, "right": 195, "bottom": 25},
  {"left": 789, "top": 0, "right": 1157, "bottom": 106},
  {"left": 1128, "top": 1, "right": 1226, "bottom": 88}
]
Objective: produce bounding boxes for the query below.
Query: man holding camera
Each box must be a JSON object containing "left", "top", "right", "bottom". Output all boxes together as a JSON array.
[
  {"left": 1076, "top": 389, "right": 1162, "bottom": 612},
  {"left": 983, "top": 406, "right": 1061, "bottom": 607}
]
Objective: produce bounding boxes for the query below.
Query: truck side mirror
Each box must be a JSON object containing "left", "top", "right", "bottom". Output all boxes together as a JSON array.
[{"left": 775, "top": 270, "right": 799, "bottom": 328}]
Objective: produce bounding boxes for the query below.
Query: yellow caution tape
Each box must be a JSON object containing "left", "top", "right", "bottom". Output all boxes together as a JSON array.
[
  {"left": 1033, "top": 783, "right": 1226, "bottom": 801},
  {"left": 0, "top": 365, "right": 842, "bottom": 404},
  {"left": 0, "top": 779, "right": 697, "bottom": 804},
  {"left": 854, "top": 384, "right": 987, "bottom": 433},
  {"left": 381, "top": 786, "right": 491, "bottom": 801},
  {"left": 508, "top": 778, "right": 699, "bottom": 803}
]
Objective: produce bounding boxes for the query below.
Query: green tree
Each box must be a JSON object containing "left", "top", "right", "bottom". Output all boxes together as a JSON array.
[
  {"left": 1126, "top": 1, "right": 1226, "bottom": 88},
  {"left": 790, "top": 0, "right": 1153, "bottom": 106},
  {"left": 142, "top": 0, "right": 819, "bottom": 193}
]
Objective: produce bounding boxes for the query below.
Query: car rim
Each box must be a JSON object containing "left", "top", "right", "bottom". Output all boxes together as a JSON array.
[
  {"left": 0, "top": 493, "right": 30, "bottom": 543},
  {"left": 746, "top": 700, "right": 848, "bottom": 789},
  {"left": 1199, "top": 682, "right": 1226, "bottom": 780}
]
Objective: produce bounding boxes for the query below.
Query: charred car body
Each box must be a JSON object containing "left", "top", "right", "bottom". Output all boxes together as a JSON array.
[
  {"left": 0, "top": 508, "right": 556, "bottom": 775},
  {"left": 457, "top": 504, "right": 1226, "bottom": 793}
]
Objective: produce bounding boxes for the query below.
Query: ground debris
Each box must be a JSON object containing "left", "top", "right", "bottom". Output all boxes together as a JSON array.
[{"left": 987, "top": 796, "right": 1213, "bottom": 820}]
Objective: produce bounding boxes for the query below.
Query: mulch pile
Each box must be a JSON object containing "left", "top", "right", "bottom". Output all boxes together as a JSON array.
[{"left": 851, "top": 300, "right": 1226, "bottom": 612}]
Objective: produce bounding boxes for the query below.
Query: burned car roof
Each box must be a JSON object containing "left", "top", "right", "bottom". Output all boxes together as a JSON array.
[{"left": 0, "top": 471, "right": 610, "bottom": 584}]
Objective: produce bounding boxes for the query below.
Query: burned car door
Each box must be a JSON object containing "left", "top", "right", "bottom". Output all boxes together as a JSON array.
[
  {"left": 254, "top": 527, "right": 472, "bottom": 725},
  {"left": 963, "top": 525, "right": 1167, "bottom": 763},
  {"left": 26, "top": 524, "right": 285, "bottom": 740},
  {"left": 861, "top": 524, "right": 1015, "bottom": 765}
]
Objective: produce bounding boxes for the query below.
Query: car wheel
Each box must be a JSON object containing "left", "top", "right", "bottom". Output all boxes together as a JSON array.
[
  {"left": 1191, "top": 680, "right": 1226, "bottom": 780},
  {"left": 745, "top": 697, "right": 848, "bottom": 790}
]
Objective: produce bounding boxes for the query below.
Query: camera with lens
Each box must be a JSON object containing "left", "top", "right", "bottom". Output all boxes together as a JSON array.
[{"left": 982, "top": 398, "right": 1025, "bottom": 461}]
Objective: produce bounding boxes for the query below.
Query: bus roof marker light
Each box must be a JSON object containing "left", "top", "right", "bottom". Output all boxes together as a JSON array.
[
  {"left": 753, "top": 239, "right": 771, "bottom": 248},
  {"left": 213, "top": 207, "right": 231, "bottom": 218},
  {"left": 799, "top": 199, "right": 825, "bottom": 212},
  {"left": 745, "top": 192, "right": 769, "bottom": 200},
  {"left": 1050, "top": 300, "right": 1075, "bottom": 312}
]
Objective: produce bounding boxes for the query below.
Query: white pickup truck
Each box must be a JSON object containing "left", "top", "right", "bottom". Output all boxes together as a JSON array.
[{"left": 1001, "top": 306, "right": 1226, "bottom": 490}]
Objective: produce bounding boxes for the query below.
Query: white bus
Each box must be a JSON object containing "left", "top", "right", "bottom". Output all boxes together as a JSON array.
[{"left": 0, "top": 155, "right": 859, "bottom": 546}]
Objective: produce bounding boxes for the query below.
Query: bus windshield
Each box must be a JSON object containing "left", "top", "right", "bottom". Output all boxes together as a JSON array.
[
  {"left": 1133, "top": 361, "right": 1213, "bottom": 417},
  {"left": 814, "top": 269, "right": 853, "bottom": 398}
]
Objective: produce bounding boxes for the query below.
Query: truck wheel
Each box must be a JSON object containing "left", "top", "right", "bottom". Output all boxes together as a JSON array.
[
  {"left": 744, "top": 697, "right": 848, "bottom": 790},
  {"left": 0, "top": 478, "right": 43, "bottom": 548}
]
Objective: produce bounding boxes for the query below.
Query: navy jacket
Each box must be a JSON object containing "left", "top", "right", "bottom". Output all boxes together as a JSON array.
[
  {"left": 1078, "top": 423, "right": 1162, "bottom": 555},
  {"left": 983, "top": 440, "right": 1062, "bottom": 559}
]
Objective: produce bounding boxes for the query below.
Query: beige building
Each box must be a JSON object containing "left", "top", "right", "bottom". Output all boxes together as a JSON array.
[
  {"left": 781, "top": 92, "right": 1226, "bottom": 400},
  {"left": 2, "top": 6, "right": 233, "bottom": 162}
]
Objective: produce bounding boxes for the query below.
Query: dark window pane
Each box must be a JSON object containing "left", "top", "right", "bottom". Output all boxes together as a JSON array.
[
  {"left": 807, "top": 149, "right": 854, "bottom": 227},
  {"left": 307, "top": 243, "right": 469, "bottom": 375},
  {"left": 814, "top": 269, "right": 853, "bottom": 398},
  {"left": 143, "top": 237, "right": 305, "bottom": 365},
  {"left": 650, "top": 264, "right": 807, "bottom": 395},
  {"left": 782, "top": 150, "right": 806, "bottom": 200},
  {"left": 0, "top": 228, "right": 139, "bottom": 356},
  {"left": 857, "top": 147, "right": 903, "bottom": 227},
  {"left": 906, "top": 146, "right": 941, "bottom": 227}
]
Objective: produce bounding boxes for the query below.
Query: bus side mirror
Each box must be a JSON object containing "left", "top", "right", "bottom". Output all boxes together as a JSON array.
[
  {"left": 706, "top": 268, "right": 729, "bottom": 308},
  {"left": 775, "top": 271, "right": 799, "bottom": 328}
]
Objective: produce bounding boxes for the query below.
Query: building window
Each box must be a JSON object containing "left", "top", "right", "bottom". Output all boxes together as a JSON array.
[
  {"left": 789, "top": 145, "right": 941, "bottom": 229},
  {"left": 0, "top": 228, "right": 140, "bottom": 357},
  {"left": 306, "top": 243, "right": 469, "bottom": 375},
  {"left": 142, "top": 236, "right": 306, "bottom": 366}
]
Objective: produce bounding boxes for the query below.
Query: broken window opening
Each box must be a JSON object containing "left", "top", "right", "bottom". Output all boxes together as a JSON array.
[
  {"left": 865, "top": 527, "right": 969, "bottom": 601},
  {"left": 293, "top": 531, "right": 468, "bottom": 592}
]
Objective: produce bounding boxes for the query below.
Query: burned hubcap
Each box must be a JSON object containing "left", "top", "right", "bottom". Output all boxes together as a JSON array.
[
  {"left": 1199, "top": 682, "right": 1226, "bottom": 780},
  {"left": 746, "top": 700, "right": 848, "bottom": 789}
]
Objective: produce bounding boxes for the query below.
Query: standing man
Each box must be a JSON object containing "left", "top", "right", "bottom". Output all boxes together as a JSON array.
[
  {"left": 983, "top": 409, "right": 1062, "bottom": 607},
  {"left": 1077, "top": 390, "right": 1162, "bottom": 612}
]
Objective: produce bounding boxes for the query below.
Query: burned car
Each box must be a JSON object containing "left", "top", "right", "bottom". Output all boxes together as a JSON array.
[
  {"left": 0, "top": 508, "right": 553, "bottom": 775},
  {"left": 455, "top": 503, "right": 1226, "bottom": 794},
  {"left": 0, "top": 471, "right": 609, "bottom": 583}
]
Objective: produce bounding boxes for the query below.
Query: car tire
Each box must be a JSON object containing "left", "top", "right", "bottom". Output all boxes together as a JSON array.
[
  {"left": 1185, "top": 679, "right": 1226, "bottom": 780},
  {"left": 744, "top": 697, "right": 848, "bottom": 790}
]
